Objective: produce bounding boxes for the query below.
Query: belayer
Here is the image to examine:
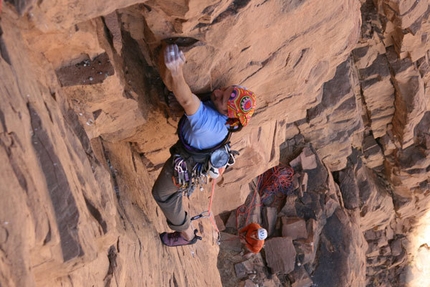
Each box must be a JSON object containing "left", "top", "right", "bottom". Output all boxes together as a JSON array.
[
  {"left": 239, "top": 222, "right": 268, "bottom": 257},
  {"left": 152, "top": 44, "right": 257, "bottom": 247}
]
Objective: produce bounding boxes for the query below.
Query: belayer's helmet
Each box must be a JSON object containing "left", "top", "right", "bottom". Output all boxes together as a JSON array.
[
  {"left": 227, "top": 86, "right": 257, "bottom": 128},
  {"left": 257, "top": 228, "right": 268, "bottom": 240}
]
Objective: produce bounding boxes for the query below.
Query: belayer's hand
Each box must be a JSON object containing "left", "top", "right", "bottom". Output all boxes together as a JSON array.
[{"left": 164, "top": 44, "right": 186, "bottom": 76}]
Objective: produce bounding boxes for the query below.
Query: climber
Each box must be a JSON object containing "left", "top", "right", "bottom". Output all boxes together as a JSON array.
[
  {"left": 238, "top": 222, "right": 268, "bottom": 256},
  {"left": 152, "top": 43, "right": 257, "bottom": 247}
]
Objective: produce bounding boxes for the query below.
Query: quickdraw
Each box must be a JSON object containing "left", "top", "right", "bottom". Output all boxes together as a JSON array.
[
  {"left": 172, "top": 155, "right": 189, "bottom": 188},
  {"left": 173, "top": 157, "right": 207, "bottom": 198},
  {"left": 191, "top": 162, "right": 208, "bottom": 192}
]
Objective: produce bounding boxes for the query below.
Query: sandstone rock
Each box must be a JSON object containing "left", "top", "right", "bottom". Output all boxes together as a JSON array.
[
  {"left": 390, "top": 237, "right": 406, "bottom": 257},
  {"left": 296, "top": 60, "right": 363, "bottom": 171},
  {"left": 393, "top": 145, "right": 430, "bottom": 194},
  {"left": 288, "top": 266, "right": 313, "bottom": 287},
  {"left": 261, "top": 206, "right": 277, "bottom": 237},
  {"left": 1, "top": 0, "right": 430, "bottom": 286},
  {"left": 362, "top": 133, "right": 384, "bottom": 169},
  {"left": 387, "top": 47, "right": 427, "bottom": 149},
  {"left": 294, "top": 219, "right": 318, "bottom": 266},
  {"left": 225, "top": 210, "right": 237, "bottom": 230},
  {"left": 234, "top": 258, "right": 255, "bottom": 280},
  {"left": 415, "top": 111, "right": 430, "bottom": 148},
  {"left": 0, "top": 10, "right": 118, "bottom": 287},
  {"left": 220, "top": 232, "right": 242, "bottom": 253},
  {"left": 56, "top": 53, "right": 115, "bottom": 86},
  {"left": 343, "top": 152, "right": 396, "bottom": 231},
  {"left": 334, "top": 158, "right": 360, "bottom": 210},
  {"left": 281, "top": 217, "right": 308, "bottom": 240},
  {"left": 28, "top": 0, "right": 145, "bottom": 32},
  {"left": 359, "top": 57, "right": 396, "bottom": 138},
  {"left": 239, "top": 279, "right": 257, "bottom": 287},
  {"left": 294, "top": 240, "right": 315, "bottom": 267},
  {"left": 260, "top": 277, "right": 283, "bottom": 287},
  {"left": 215, "top": 214, "right": 226, "bottom": 232},
  {"left": 377, "top": 1, "right": 428, "bottom": 61},
  {"left": 365, "top": 229, "right": 390, "bottom": 258},
  {"left": 265, "top": 237, "right": 296, "bottom": 274},
  {"left": 311, "top": 209, "right": 366, "bottom": 287},
  {"left": 104, "top": 11, "right": 123, "bottom": 56},
  {"left": 280, "top": 194, "right": 299, "bottom": 218}
]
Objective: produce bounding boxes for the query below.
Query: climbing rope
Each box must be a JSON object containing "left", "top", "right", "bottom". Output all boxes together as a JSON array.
[
  {"left": 191, "top": 169, "right": 223, "bottom": 245},
  {"left": 236, "top": 185, "right": 261, "bottom": 230},
  {"left": 258, "top": 165, "right": 294, "bottom": 207},
  {"left": 236, "top": 165, "right": 295, "bottom": 229},
  {"left": 208, "top": 178, "right": 221, "bottom": 243},
  {"left": 259, "top": 165, "right": 294, "bottom": 196}
]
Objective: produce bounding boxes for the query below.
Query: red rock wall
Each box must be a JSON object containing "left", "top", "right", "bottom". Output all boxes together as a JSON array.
[{"left": 0, "top": 0, "right": 429, "bottom": 286}]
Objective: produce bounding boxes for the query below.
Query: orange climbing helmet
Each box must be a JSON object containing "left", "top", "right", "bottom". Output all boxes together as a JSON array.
[{"left": 227, "top": 86, "right": 257, "bottom": 128}]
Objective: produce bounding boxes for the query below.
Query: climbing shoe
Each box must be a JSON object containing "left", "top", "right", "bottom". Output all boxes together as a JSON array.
[{"left": 160, "top": 229, "right": 202, "bottom": 247}]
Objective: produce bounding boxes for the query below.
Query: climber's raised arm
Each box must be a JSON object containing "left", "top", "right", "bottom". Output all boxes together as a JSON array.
[{"left": 164, "top": 44, "right": 200, "bottom": 115}]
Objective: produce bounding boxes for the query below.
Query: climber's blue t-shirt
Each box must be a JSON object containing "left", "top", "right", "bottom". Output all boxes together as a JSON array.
[{"left": 182, "top": 101, "right": 229, "bottom": 150}]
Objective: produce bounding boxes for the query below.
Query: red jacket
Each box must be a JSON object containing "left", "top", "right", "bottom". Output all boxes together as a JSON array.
[{"left": 239, "top": 222, "right": 264, "bottom": 254}]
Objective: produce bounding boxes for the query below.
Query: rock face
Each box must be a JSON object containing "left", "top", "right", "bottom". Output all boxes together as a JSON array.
[{"left": 0, "top": 0, "right": 429, "bottom": 286}]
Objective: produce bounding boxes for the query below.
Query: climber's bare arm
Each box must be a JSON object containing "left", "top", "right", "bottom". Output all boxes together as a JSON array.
[{"left": 164, "top": 44, "right": 200, "bottom": 115}]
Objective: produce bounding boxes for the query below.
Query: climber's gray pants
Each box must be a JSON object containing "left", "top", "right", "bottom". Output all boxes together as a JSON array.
[{"left": 152, "top": 156, "right": 190, "bottom": 232}]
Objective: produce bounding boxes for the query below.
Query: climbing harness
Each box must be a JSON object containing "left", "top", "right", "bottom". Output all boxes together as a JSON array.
[
  {"left": 171, "top": 114, "right": 238, "bottom": 198},
  {"left": 172, "top": 142, "right": 238, "bottom": 198}
]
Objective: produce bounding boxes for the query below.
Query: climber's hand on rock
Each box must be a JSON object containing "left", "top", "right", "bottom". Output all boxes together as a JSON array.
[{"left": 164, "top": 44, "right": 185, "bottom": 76}]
